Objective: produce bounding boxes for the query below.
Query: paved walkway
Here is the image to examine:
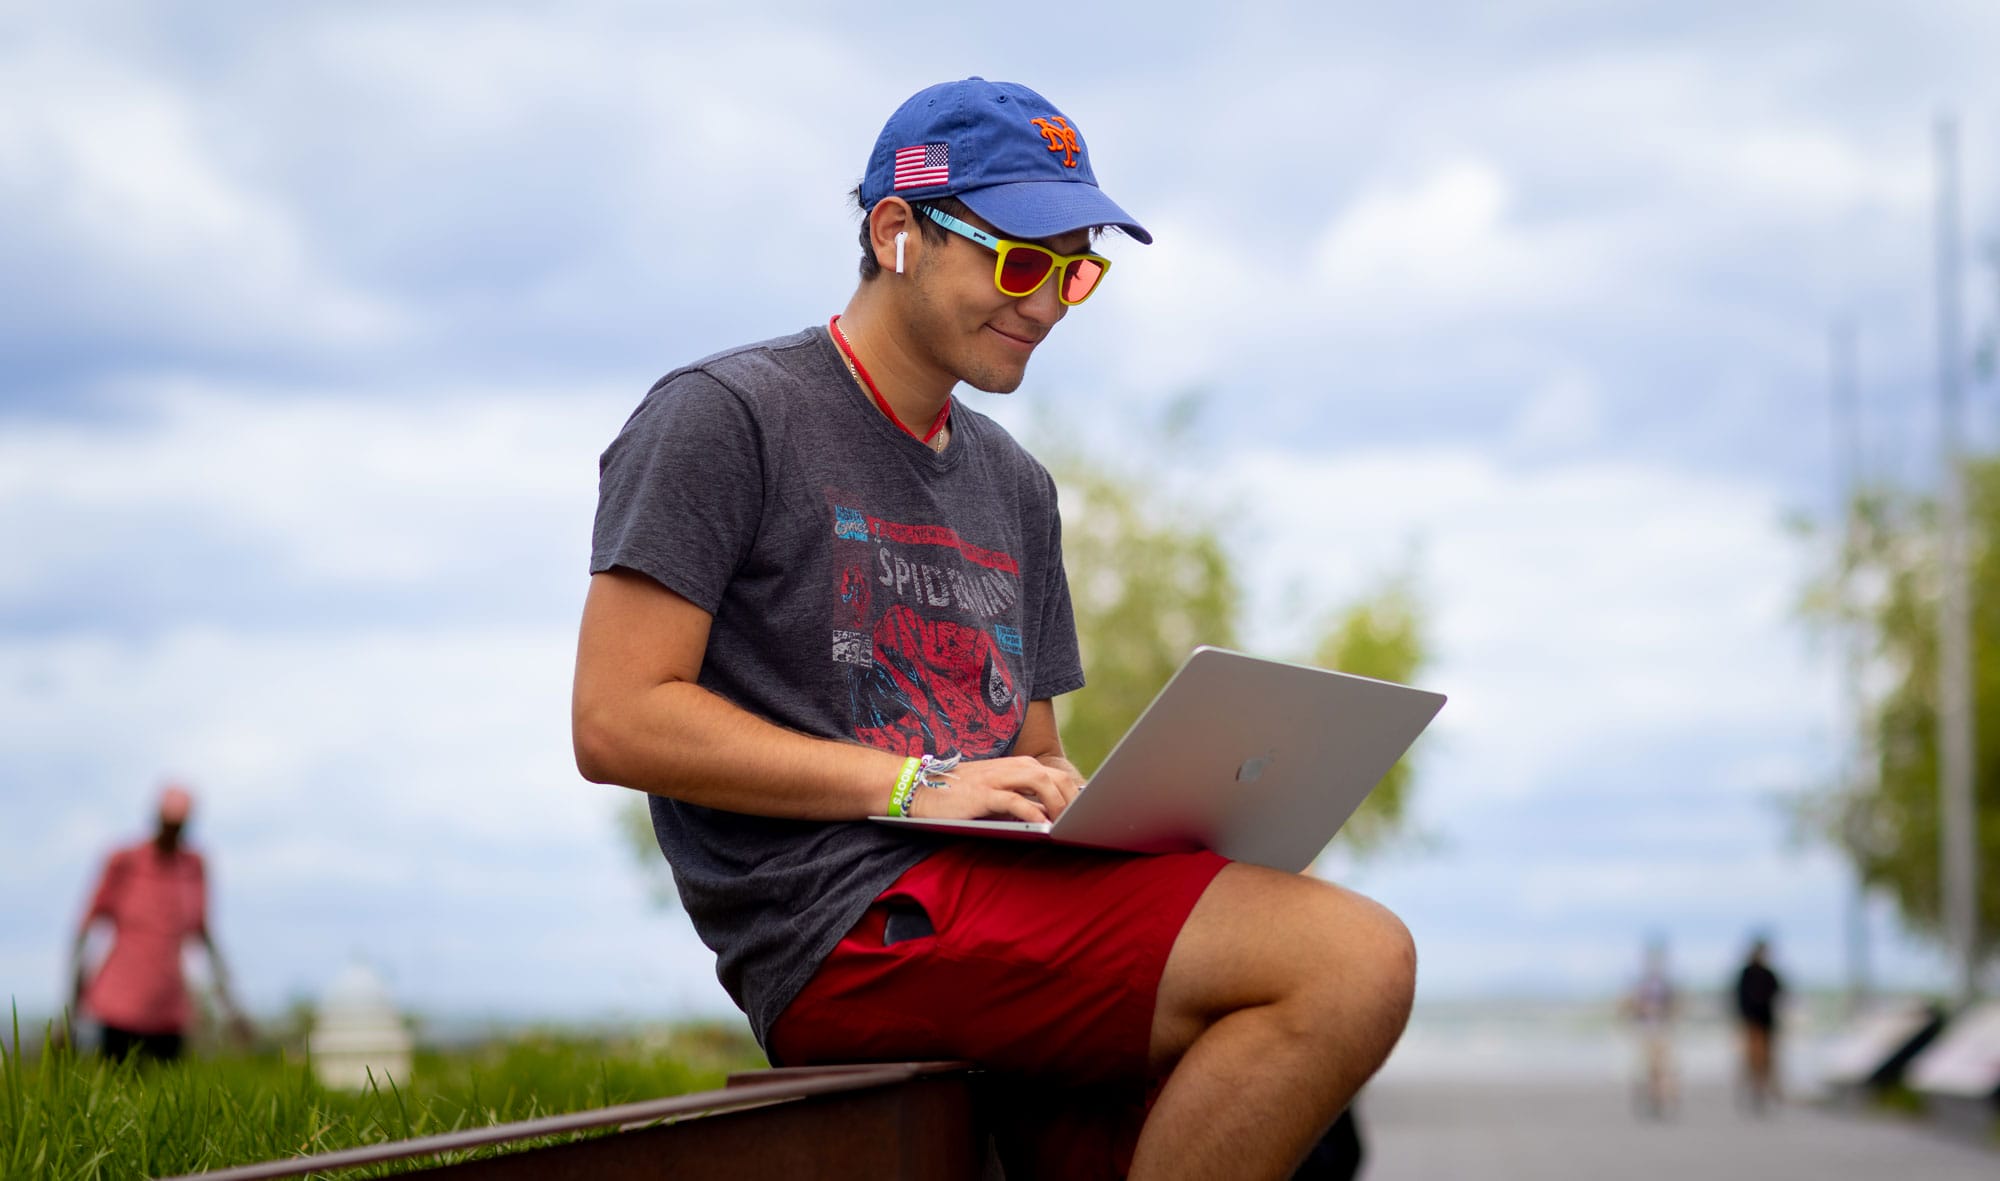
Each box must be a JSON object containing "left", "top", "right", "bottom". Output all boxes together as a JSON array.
[{"left": 1360, "top": 1081, "right": 1997, "bottom": 1181}]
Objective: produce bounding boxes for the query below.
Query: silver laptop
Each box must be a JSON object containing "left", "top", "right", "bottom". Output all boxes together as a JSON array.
[{"left": 870, "top": 646, "right": 1446, "bottom": 872}]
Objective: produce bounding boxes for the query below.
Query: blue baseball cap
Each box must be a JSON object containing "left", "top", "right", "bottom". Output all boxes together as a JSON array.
[{"left": 859, "top": 78, "right": 1153, "bottom": 245}]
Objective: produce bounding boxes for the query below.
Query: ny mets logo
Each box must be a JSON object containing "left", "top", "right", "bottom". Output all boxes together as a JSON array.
[{"left": 1031, "top": 116, "right": 1080, "bottom": 167}]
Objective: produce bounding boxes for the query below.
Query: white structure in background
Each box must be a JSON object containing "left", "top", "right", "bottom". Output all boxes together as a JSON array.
[
  {"left": 309, "top": 960, "right": 413, "bottom": 1090},
  {"left": 1907, "top": 1000, "right": 2000, "bottom": 1135},
  {"left": 1814, "top": 1001, "right": 1943, "bottom": 1102}
]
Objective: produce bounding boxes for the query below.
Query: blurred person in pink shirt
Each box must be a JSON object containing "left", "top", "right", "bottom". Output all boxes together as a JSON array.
[{"left": 69, "top": 783, "right": 248, "bottom": 1061}]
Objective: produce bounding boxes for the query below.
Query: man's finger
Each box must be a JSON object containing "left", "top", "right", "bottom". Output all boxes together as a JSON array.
[
  {"left": 1017, "top": 767, "right": 1070, "bottom": 818},
  {"left": 993, "top": 789, "right": 1051, "bottom": 823},
  {"left": 1013, "top": 796, "right": 1053, "bottom": 823}
]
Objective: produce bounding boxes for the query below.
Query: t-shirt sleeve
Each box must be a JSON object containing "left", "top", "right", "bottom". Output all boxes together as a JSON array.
[
  {"left": 1033, "top": 471, "right": 1084, "bottom": 699},
  {"left": 591, "top": 370, "right": 765, "bottom": 613},
  {"left": 84, "top": 852, "right": 124, "bottom": 923}
]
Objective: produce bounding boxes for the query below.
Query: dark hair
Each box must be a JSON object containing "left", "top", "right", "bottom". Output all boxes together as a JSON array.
[{"left": 851, "top": 186, "right": 974, "bottom": 281}]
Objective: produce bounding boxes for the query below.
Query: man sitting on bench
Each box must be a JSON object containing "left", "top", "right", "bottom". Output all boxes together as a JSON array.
[{"left": 571, "top": 77, "right": 1416, "bottom": 1180}]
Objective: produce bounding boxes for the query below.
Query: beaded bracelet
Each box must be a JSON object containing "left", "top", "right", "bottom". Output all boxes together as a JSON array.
[
  {"left": 889, "top": 757, "right": 921, "bottom": 818},
  {"left": 916, "top": 752, "right": 961, "bottom": 791}
]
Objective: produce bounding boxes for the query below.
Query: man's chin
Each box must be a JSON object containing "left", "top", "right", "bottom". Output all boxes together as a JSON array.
[{"left": 962, "top": 364, "right": 1028, "bottom": 395}]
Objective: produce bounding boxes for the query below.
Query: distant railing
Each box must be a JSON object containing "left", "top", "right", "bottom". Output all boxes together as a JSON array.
[{"left": 159, "top": 1061, "right": 990, "bottom": 1180}]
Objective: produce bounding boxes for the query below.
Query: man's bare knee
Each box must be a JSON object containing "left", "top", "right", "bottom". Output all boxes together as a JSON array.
[
  {"left": 1350, "top": 897, "right": 1416, "bottom": 1007},
  {"left": 1278, "top": 891, "right": 1414, "bottom": 1045},
  {"left": 1151, "top": 866, "right": 1418, "bottom": 1072},
  {"left": 1317, "top": 900, "right": 1416, "bottom": 1058}
]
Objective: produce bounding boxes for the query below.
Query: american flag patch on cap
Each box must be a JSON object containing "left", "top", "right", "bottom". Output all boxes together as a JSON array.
[{"left": 893, "top": 143, "right": 950, "bottom": 189}]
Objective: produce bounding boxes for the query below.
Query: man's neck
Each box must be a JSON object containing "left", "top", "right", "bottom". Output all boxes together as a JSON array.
[{"left": 835, "top": 291, "right": 954, "bottom": 435}]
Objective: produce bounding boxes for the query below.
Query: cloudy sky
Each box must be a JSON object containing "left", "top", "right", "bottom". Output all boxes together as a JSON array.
[{"left": 6, "top": 0, "right": 2000, "bottom": 1028}]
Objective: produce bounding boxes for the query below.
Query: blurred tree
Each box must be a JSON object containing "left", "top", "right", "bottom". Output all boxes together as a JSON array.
[
  {"left": 1048, "top": 451, "right": 1241, "bottom": 777},
  {"left": 1045, "top": 396, "right": 1431, "bottom": 860},
  {"left": 1309, "top": 573, "right": 1429, "bottom": 856},
  {"left": 1795, "top": 461, "right": 2000, "bottom": 962}
]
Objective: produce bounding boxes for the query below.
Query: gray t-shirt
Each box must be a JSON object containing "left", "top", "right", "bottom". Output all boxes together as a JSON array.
[{"left": 590, "top": 324, "right": 1084, "bottom": 1047}]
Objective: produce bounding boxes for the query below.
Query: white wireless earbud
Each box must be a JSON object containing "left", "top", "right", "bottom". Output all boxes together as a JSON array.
[{"left": 894, "top": 231, "right": 907, "bottom": 274}]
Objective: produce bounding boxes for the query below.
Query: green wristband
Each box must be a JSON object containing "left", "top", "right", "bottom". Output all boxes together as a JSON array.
[{"left": 889, "top": 757, "right": 921, "bottom": 818}]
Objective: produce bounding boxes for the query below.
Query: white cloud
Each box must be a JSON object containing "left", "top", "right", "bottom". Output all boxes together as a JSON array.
[
  {"left": 1078, "top": 32, "right": 1975, "bottom": 456},
  {"left": 0, "top": 381, "right": 665, "bottom": 1015},
  {"left": 1512, "top": 854, "right": 1828, "bottom": 920},
  {"left": 0, "top": 38, "right": 403, "bottom": 351},
  {"left": 2, "top": 625, "right": 588, "bottom": 831},
  {"left": 1314, "top": 160, "right": 1512, "bottom": 279},
  {"left": 1308, "top": 159, "right": 1604, "bottom": 315},
  {"left": 1507, "top": 368, "right": 1603, "bottom": 454},
  {"left": 0, "top": 378, "right": 634, "bottom": 597},
  {"left": 1223, "top": 446, "right": 1831, "bottom": 802},
  {"left": 1500, "top": 47, "right": 1932, "bottom": 217}
]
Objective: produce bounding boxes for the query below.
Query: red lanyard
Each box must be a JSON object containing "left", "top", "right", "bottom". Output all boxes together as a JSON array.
[{"left": 829, "top": 315, "right": 951, "bottom": 444}]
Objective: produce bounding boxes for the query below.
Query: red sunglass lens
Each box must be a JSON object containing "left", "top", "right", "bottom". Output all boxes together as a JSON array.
[
  {"left": 1061, "top": 258, "right": 1105, "bottom": 303},
  {"left": 998, "top": 248, "right": 1054, "bottom": 295}
]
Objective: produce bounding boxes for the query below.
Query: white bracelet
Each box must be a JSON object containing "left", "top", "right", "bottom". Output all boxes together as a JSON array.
[{"left": 916, "top": 752, "right": 960, "bottom": 792}]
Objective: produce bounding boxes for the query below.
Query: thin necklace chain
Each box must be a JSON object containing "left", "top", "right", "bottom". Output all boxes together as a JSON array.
[
  {"left": 837, "top": 350, "right": 951, "bottom": 453},
  {"left": 829, "top": 316, "right": 951, "bottom": 452}
]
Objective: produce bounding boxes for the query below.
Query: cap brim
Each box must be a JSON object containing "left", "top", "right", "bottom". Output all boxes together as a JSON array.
[{"left": 957, "top": 180, "right": 1153, "bottom": 245}]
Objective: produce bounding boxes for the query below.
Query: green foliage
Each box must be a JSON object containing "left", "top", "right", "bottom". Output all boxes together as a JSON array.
[
  {"left": 1049, "top": 453, "right": 1241, "bottom": 776},
  {"left": 1796, "top": 459, "right": 2000, "bottom": 960},
  {"left": 1044, "top": 405, "right": 1431, "bottom": 859},
  {"left": 0, "top": 1010, "right": 762, "bottom": 1179},
  {"left": 1310, "top": 574, "right": 1430, "bottom": 855}
]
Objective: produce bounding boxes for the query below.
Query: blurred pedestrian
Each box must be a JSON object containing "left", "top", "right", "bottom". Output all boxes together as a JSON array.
[
  {"left": 69, "top": 783, "right": 249, "bottom": 1062},
  {"left": 1620, "top": 939, "right": 1678, "bottom": 1118},
  {"left": 1733, "top": 934, "right": 1784, "bottom": 1114}
]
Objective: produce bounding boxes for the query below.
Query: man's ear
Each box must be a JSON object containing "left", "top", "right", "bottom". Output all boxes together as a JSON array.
[{"left": 869, "top": 198, "right": 918, "bottom": 276}]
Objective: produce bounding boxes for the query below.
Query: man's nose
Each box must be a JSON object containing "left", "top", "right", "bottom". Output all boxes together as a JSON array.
[{"left": 1015, "top": 275, "right": 1066, "bottom": 327}]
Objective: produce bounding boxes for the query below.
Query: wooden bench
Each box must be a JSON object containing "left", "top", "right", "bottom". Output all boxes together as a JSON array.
[{"left": 162, "top": 1061, "right": 996, "bottom": 1180}]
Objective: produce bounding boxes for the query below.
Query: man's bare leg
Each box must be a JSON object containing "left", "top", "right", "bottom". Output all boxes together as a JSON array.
[{"left": 1131, "top": 864, "right": 1417, "bottom": 1180}]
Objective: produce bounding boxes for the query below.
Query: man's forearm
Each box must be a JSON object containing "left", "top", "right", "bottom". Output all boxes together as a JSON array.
[
  {"left": 571, "top": 572, "right": 1075, "bottom": 823},
  {"left": 69, "top": 926, "right": 92, "bottom": 1008},
  {"left": 575, "top": 678, "right": 909, "bottom": 820},
  {"left": 201, "top": 932, "right": 241, "bottom": 1008}
]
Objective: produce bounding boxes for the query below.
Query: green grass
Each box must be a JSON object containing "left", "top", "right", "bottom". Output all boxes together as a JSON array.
[{"left": 1, "top": 1010, "right": 766, "bottom": 1180}]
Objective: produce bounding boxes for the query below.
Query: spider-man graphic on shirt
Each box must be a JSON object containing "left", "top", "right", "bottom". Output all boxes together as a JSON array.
[{"left": 827, "top": 500, "right": 1026, "bottom": 758}]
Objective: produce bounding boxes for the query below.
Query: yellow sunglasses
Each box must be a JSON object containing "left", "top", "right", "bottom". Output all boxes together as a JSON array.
[{"left": 918, "top": 205, "right": 1113, "bottom": 305}]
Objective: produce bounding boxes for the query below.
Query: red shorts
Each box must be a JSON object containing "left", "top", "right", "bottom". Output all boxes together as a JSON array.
[{"left": 768, "top": 842, "right": 1229, "bottom": 1086}]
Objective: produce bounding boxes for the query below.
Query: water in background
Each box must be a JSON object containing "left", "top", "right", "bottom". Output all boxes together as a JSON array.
[{"left": 1379, "top": 994, "right": 1875, "bottom": 1091}]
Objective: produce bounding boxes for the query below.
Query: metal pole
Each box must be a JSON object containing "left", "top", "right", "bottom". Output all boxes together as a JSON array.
[
  {"left": 1988, "top": 239, "right": 2000, "bottom": 997},
  {"left": 1832, "top": 320, "right": 1871, "bottom": 1018},
  {"left": 1933, "top": 114, "right": 1979, "bottom": 1008}
]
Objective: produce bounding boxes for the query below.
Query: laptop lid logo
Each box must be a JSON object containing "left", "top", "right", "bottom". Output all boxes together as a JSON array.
[{"left": 1236, "top": 752, "right": 1276, "bottom": 783}]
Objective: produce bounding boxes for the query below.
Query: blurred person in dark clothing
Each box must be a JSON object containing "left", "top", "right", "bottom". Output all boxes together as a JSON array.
[
  {"left": 70, "top": 783, "right": 248, "bottom": 1061},
  {"left": 1733, "top": 935, "right": 1784, "bottom": 1114}
]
